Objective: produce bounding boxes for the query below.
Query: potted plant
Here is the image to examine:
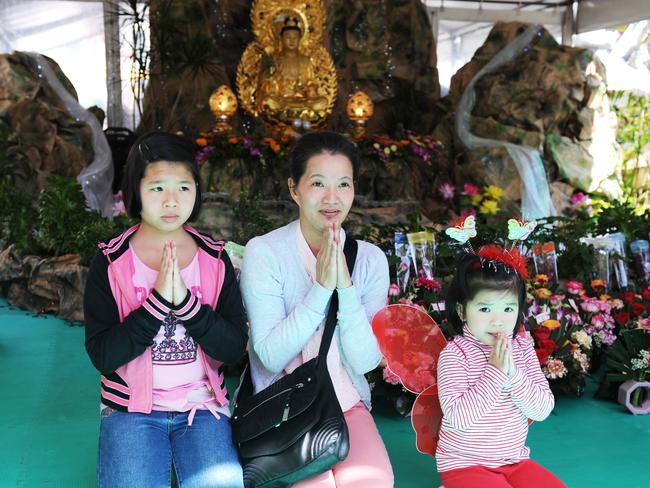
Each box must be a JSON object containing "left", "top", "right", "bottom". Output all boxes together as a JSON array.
[{"left": 605, "top": 326, "right": 650, "bottom": 414}]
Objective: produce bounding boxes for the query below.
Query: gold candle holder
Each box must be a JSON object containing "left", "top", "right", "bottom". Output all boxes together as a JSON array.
[
  {"left": 346, "top": 90, "right": 373, "bottom": 139},
  {"left": 209, "top": 85, "right": 238, "bottom": 132}
]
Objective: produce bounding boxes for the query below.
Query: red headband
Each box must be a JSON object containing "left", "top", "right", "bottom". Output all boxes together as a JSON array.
[{"left": 476, "top": 244, "right": 529, "bottom": 280}]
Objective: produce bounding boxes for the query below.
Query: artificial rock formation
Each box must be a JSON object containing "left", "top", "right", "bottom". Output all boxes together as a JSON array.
[
  {"left": 433, "top": 21, "right": 619, "bottom": 211},
  {"left": 0, "top": 52, "right": 95, "bottom": 198}
]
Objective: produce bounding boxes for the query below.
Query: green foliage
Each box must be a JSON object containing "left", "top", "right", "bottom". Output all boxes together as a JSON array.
[
  {"left": 0, "top": 177, "right": 38, "bottom": 254},
  {"left": 610, "top": 91, "right": 650, "bottom": 186},
  {"left": 591, "top": 194, "right": 649, "bottom": 242},
  {"left": 35, "top": 176, "right": 133, "bottom": 265},
  {"left": 605, "top": 328, "right": 650, "bottom": 382},
  {"left": 229, "top": 191, "right": 275, "bottom": 245},
  {"left": 0, "top": 117, "right": 9, "bottom": 162}
]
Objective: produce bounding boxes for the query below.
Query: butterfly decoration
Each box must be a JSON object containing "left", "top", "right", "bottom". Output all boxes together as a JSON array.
[
  {"left": 507, "top": 218, "right": 537, "bottom": 241},
  {"left": 445, "top": 215, "right": 477, "bottom": 244},
  {"left": 371, "top": 304, "right": 448, "bottom": 456}
]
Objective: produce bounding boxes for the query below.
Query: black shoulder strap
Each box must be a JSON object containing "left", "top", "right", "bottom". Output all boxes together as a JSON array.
[{"left": 317, "top": 237, "right": 359, "bottom": 359}]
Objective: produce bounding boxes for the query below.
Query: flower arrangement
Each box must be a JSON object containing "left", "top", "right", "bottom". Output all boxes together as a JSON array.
[
  {"left": 356, "top": 132, "right": 443, "bottom": 169},
  {"left": 432, "top": 181, "right": 505, "bottom": 218},
  {"left": 525, "top": 275, "right": 630, "bottom": 395},
  {"left": 195, "top": 131, "right": 288, "bottom": 195},
  {"left": 604, "top": 327, "right": 650, "bottom": 407}
]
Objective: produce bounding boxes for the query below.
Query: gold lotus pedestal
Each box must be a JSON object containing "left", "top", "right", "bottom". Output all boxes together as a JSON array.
[{"left": 236, "top": 0, "right": 337, "bottom": 133}]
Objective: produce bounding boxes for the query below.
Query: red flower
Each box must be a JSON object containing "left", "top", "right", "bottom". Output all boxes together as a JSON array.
[
  {"left": 631, "top": 302, "right": 645, "bottom": 317},
  {"left": 531, "top": 327, "right": 551, "bottom": 341},
  {"left": 622, "top": 291, "right": 636, "bottom": 303},
  {"left": 539, "top": 339, "right": 558, "bottom": 353},
  {"left": 642, "top": 289, "right": 650, "bottom": 302},
  {"left": 535, "top": 348, "right": 551, "bottom": 366},
  {"left": 415, "top": 276, "right": 442, "bottom": 292},
  {"left": 614, "top": 311, "right": 631, "bottom": 327}
]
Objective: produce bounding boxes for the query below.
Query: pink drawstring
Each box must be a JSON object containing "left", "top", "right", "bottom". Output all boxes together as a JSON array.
[{"left": 187, "top": 401, "right": 221, "bottom": 426}]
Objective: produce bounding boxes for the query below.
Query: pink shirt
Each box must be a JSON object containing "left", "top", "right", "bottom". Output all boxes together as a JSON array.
[
  {"left": 286, "top": 226, "right": 361, "bottom": 412},
  {"left": 130, "top": 245, "right": 230, "bottom": 423}
]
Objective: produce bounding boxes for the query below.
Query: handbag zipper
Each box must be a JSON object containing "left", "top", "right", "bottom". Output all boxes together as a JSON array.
[
  {"left": 238, "top": 381, "right": 306, "bottom": 420},
  {"left": 280, "top": 382, "right": 304, "bottom": 423}
]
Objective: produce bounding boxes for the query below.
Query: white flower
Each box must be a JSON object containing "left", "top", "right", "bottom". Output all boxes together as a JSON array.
[{"left": 572, "top": 330, "right": 592, "bottom": 350}]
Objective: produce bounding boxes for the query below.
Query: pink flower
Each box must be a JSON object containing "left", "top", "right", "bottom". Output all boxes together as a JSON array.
[
  {"left": 573, "top": 350, "right": 590, "bottom": 373},
  {"left": 550, "top": 295, "right": 564, "bottom": 307},
  {"left": 382, "top": 367, "right": 402, "bottom": 386},
  {"left": 543, "top": 358, "right": 568, "bottom": 379},
  {"left": 566, "top": 313, "right": 583, "bottom": 326},
  {"left": 398, "top": 297, "right": 414, "bottom": 306},
  {"left": 461, "top": 183, "right": 480, "bottom": 196},
  {"left": 388, "top": 284, "right": 400, "bottom": 297},
  {"left": 580, "top": 298, "right": 600, "bottom": 313},
  {"left": 637, "top": 318, "right": 650, "bottom": 331},
  {"left": 567, "top": 281, "right": 584, "bottom": 295},
  {"left": 112, "top": 191, "right": 126, "bottom": 217},
  {"left": 590, "top": 314, "right": 606, "bottom": 329},
  {"left": 570, "top": 192, "right": 589, "bottom": 208},
  {"left": 438, "top": 182, "right": 455, "bottom": 201},
  {"left": 459, "top": 208, "right": 477, "bottom": 220},
  {"left": 598, "top": 300, "right": 612, "bottom": 314},
  {"left": 601, "top": 329, "right": 617, "bottom": 346}
]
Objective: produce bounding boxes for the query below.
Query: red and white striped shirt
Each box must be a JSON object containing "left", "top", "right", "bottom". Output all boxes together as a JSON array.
[{"left": 435, "top": 326, "right": 554, "bottom": 472}]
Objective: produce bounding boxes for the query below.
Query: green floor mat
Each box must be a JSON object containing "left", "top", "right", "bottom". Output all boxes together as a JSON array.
[{"left": 1, "top": 300, "right": 647, "bottom": 487}]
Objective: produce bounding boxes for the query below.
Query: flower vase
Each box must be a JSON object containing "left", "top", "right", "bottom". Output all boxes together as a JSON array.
[{"left": 617, "top": 380, "right": 650, "bottom": 415}]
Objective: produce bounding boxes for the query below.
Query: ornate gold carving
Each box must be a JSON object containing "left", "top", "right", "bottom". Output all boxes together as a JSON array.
[{"left": 236, "top": 0, "right": 337, "bottom": 130}]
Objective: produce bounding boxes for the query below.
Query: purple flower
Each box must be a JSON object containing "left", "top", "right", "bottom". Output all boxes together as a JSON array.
[{"left": 438, "top": 182, "right": 455, "bottom": 201}]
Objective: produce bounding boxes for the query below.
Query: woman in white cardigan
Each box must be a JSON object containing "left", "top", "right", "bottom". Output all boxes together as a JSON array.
[{"left": 240, "top": 131, "right": 394, "bottom": 487}]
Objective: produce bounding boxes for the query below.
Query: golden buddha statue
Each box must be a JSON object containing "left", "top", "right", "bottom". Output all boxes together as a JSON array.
[{"left": 236, "top": 0, "right": 337, "bottom": 130}]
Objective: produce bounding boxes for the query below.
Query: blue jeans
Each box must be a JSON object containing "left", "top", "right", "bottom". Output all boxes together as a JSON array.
[{"left": 98, "top": 407, "right": 244, "bottom": 488}]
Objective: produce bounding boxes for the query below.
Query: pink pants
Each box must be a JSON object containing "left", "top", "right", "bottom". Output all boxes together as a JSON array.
[
  {"left": 293, "top": 402, "right": 394, "bottom": 488},
  {"left": 440, "top": 460, "right": 566, "bottom": 488}
]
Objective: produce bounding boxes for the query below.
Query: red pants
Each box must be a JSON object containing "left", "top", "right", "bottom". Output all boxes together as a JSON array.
[{"left": 440, "top": 460, "right": 566, "bottom": 488}]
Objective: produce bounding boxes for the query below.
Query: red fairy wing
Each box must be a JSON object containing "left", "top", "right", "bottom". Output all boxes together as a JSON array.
[
  {"left": 411, "top": 384, "right": 443, "bottom": 456},
  {"left": 371, "top": 304, "right": 448, "bottom": 393}
]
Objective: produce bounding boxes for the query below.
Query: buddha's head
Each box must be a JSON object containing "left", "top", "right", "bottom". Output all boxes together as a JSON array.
[{"left": 280, "top": 16, "right": 302, "bottom": 51}]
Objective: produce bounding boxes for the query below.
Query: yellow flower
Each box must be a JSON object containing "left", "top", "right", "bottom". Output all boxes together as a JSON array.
[
  {"left": 534, "top": 274, "right": 549, "bottom": 285},
  {"left": 471, "top": 194, "right": 483, "bottom": 206},
  {"left": 383, "top": 147, "right": 391, "bottom": 155},
  {"left": 485, "top": 185, "right": 504, "bottom": 201},
  {"left": 542, "top": 319, "right": 561, "bottom": 330},
  {"left": 536, "top": 288, "right": 552, "bottom": 300},
  {"left": 599, "top": 294, "right": 610, "bottom": 302},
  {"left": 591, "top": 279, "right": 606, "bottom": 289},
  {"left": 195, "top": 137, "right": 207, "bottom": 147},
  {"left": 390, "top": 144, "right": 397, "bottom": 152},
  {"left": 479, "top": 199, "right": 499, "bottom": 215}
]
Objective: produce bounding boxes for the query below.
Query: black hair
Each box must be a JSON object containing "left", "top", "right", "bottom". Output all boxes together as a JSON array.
[
  {"left": 289, "top": 131, "right": 358, "bottom": 184},
  {"left": 445, "top": 253, "right": 528, "bottom": 337},
  {"left": 121, "top": 131, "right": 201, "bottom": 221},
  {"left": 281, "top": 17, "right": 301, "bottom": 35}
]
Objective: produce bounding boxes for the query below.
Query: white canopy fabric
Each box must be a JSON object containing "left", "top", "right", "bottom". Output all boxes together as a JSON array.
[{"left": 577, "top": 0, "right": 650, "bottom": 33}]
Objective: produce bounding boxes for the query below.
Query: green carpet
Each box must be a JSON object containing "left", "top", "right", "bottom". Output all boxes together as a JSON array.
[{"left": 1, "top": 299, "right": 647, "bottom": 487}]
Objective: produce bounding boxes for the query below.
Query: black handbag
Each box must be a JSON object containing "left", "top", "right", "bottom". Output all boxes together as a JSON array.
[{"left": 232, "top": 238, "right": 358, "bottom": 488}]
